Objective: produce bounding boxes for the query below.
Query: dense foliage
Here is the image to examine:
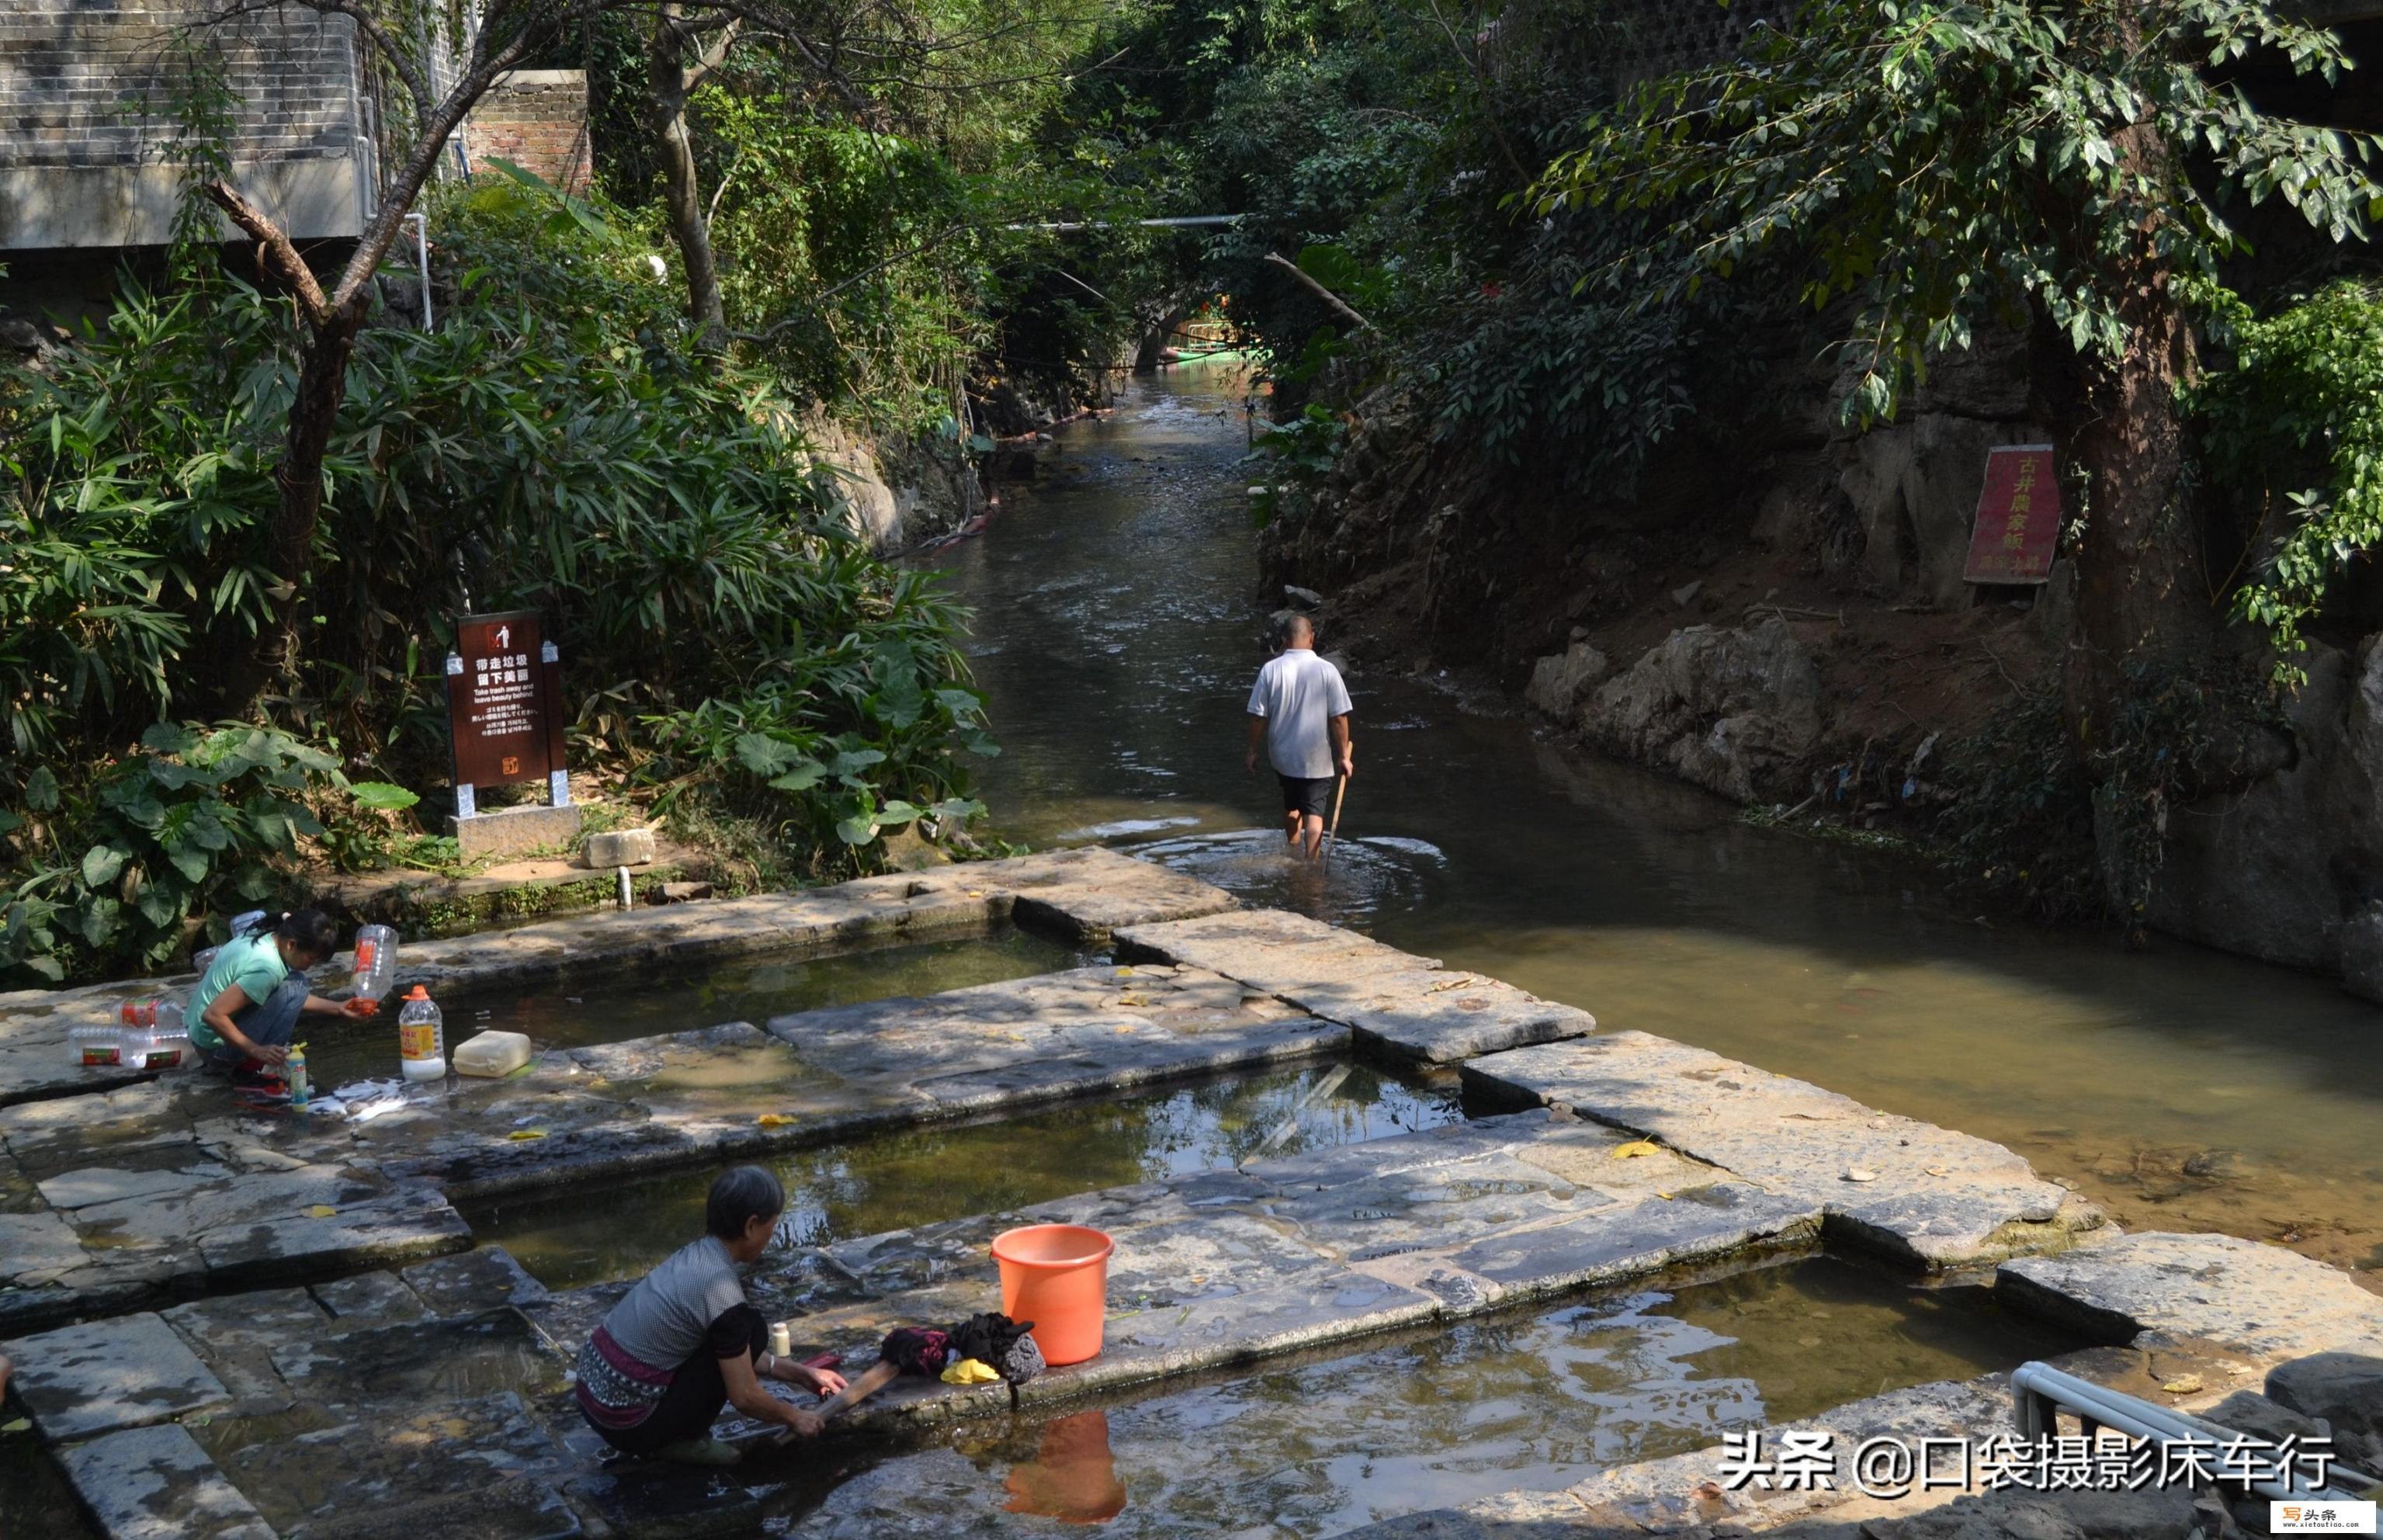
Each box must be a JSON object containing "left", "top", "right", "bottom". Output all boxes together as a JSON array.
[{"left": 0, "top": 183, "right": 990, "bottom": 984}]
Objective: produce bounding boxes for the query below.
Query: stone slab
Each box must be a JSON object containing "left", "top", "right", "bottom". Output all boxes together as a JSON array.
[
  {"left": 310, "top": 1268, "right": 433, "bottom": 1328},
  {"left": 401, "top": 1244, "right": 550, "bottom": 1315},
  {"left": 1466, "top": 1032, "right": 2097, "bottom": 1268},
  {"left": 449, "top": 801, "right": 584, "bottom": 862},
  {"left": 1115, "top": 908, "right": 1593, "bottom": 1062},
  {"left": 2, "top": 1312, "right": 233, "bottom": 1440},
  {"left": 54, "top": 1422, "right": 276, "bottom": 1540},
  {"left": 161, "top": 1286, "right": 328, "bottom": 1415},
  {"left": 0, "top": 1206, "right": 89, "bottom": 1288},
  {"left": 2000, "top": 1231, "right": 2383, "bottom": 1358}
]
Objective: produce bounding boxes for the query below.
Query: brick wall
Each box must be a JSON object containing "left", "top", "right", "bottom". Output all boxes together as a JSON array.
[
  {"left": 464, "top": 69, "right": 590, "bottom": 193},
  {"left": 0, "top": 0, "right": 367, "bottom": 248}
]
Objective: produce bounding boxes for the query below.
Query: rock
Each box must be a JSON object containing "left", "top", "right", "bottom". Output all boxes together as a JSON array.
[
  {"left": 55, "top": 1423, "right": 276, "bottom": 1540},
  {"left": 2184, "top": 1148, "right": 2251, "bottom": 1180},
  {"left": 1582, "top": 618, "right": 1824, "bottom": 800},
  {"left": 2205, "top": 1388, "right": 2334, "bottom": 1448},
  {"left": 2340, "top": 902, "right": 2383, "bottom": 1007},
  {"left": 1523, "top": 642, "right": 1609, "bottom": 721},
  {"left": 2, "top": 1312, "right": 234, "bottom": 1439},
  {"left": 1840, "top": 414, "right": 2052, "bottom": 609},
  {"left": 401, "top": 1246, "right": 551, "bottom": 1315},
  {"left": 581, "top": 827, "right": 656, "bottom": 868},
  {"left": 1864, "top": 1484, "right": 2198, "bottom": 1539},
  {"left": 803, "top": 413, "right": 907, "bottom": 548},
  {"left": 657, "top": 879, "right": 716, "bottom": 903},
  {"left": 449, "top": 802, "right": 583, "bottom": 862},
  {"left": 2000, "top": 1233, "right": 2383, "bottom": 1358},
  {"left": 879, "top": 825, "right": 949, "bottom": 872},
  {"left": 2267, "top": 1351, "right": 2383, "bottom": 1472},
  {"left": 1284, "top": 584, "right": 1324, "bottom": 609},
  {"left": 1670, "top": 580, "right": 1702, "bottom": 608}
]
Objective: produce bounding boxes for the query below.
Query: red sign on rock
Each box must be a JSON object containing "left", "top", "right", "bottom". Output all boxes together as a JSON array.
[{"left": 1963, "top": 444, "right": 2062, "bottom": 585}]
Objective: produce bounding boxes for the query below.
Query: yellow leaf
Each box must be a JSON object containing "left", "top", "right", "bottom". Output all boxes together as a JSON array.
[
  {"left": 2161, "top": 1374, "right": 2204, "bottom": 1395},
  {"left": 757, "top": 1113, "right": 795, "bottom": 1129},
  {"left": 1611, "top": 1139, "right": 1661, "bottom": 1159},
  {"left": 1, "top": 1417, "right": 29, "bottom": 1434},
  {"left": 305, "top": 1205, "right": 338, "bottom": 1218},
  {"left": 1115, "top": 966, "right": 1134, "bottom": 976},
  {"left": 507, "top": 1129, "right": 549, "bottom": 1142}
]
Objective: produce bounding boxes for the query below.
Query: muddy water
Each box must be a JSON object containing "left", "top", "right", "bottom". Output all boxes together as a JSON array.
[
  {"left": 467, "top": 1063, "right": 1461, "bottom": 1289},
  {"left": 772, "top": 1257, "right": 2080, "bottom": 1535},
  {"left": 935, "top": 365, "right": 2383, "bottom": 1285}
]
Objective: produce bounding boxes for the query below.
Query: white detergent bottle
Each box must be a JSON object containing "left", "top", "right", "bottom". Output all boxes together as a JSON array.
[{"left": 397, "top": 984, "right": 446, "bottom": 1082}]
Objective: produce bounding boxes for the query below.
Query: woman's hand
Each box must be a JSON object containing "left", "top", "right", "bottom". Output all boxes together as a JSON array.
[
  {"left": 342, "top": 996, "right": 379, "bottom": 1018},
  {"left": 799, "top": 1365, "right": 848, "bottom": 1398},
  {"left": 247, "top": 1042, "right": 290, "bottom": 1068}
]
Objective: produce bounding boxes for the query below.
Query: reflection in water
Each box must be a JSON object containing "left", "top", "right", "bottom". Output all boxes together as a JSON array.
[
  {"left": 1005, "top": 1410, "right": 1129, "bottom": 1524},
  {"left": 781, "top": 1257, "right": 2079, "bottom": 1537},
  {"left": 466, "top": 1063, "right": 1460, "bottom": 1290},
  {"left": 935, "top": 364, "right": 2383, "bottom": 1284}
]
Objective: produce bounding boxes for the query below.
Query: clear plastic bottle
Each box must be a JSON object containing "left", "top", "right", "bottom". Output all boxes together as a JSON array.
[
  {"left": 111, "top": 1001, "right": 188, "bottom": 1070},
  {"left": 397, "top": 984, "right": 446, "bottom": 1082},
  {"left": 71, "top": 1025, "right": 127, "bottom": 1067},
  {"left": 193, "top": 910, "right": 269, "bottom": 973},
  {"left": 349, "top": 924, "right": 397, "bottom": 1004}
]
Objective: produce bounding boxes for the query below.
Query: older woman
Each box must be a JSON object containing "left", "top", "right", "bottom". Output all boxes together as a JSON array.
[{"left": 574, "top": 1166, "right": 847, "bottom": 1465}]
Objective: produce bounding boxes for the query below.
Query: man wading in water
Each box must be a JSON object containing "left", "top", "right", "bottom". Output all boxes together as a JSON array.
[{"left": 1245, "top": 613, "right": 1354, "bottom": 858}]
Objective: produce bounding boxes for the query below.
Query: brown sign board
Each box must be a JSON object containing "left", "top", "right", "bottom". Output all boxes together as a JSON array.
[
  {"left": 444, "top": 611, "right": 568, "bottom": 811},
  {"left": 1962, "top": 444, "right": 2062, "bottom": 585}
]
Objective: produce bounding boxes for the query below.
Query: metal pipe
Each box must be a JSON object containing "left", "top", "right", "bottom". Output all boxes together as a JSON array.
[
  {"left": 1004, "top": 215, "right": 1245, "bottom": 232},
  {"left": 403, "top": 210, "right": 432, "bottom": 330},
  {"left": 2010, "top": 1361, "right": 2375, "bottom": 1500},
  {"left": 616, "top": 865, "right": 633, "bottom": 910}
]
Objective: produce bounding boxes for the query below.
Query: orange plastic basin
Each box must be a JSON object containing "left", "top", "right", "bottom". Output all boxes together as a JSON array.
[{"left": 990, "top": 1223, "right": 1115, "bottom": 1367}]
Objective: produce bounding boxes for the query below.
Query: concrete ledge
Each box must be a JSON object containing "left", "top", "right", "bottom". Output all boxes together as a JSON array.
[{"left": 448, "top": 801, "right": 583, "bottom": 862}]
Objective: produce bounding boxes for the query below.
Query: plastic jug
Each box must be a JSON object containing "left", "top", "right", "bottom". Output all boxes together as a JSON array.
[
  {"left": 397, "top": 985, "right": 446, "bottom": 1082},
  {"left": 451, "top": 1030, "right": 532, "bottom": 1078},
  {"left": 349, "top": 924, "right": 397, "bottom": 1003}
]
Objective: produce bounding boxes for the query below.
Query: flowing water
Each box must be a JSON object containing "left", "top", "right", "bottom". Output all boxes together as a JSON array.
[
  {"left": 768, "top": 1256, "right": 2081, "bottom": 1536},
  {"left": 468, "top": 1062, "right": 1462, "bottom": 1289},
  {"left": 932, "top": 364, "right": 2383, "bottom": 1285}
]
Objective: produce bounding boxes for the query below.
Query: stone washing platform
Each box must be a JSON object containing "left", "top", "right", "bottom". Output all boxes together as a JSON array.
[
  {"left": 0, "top": 846, "right": 1230, "bottom": 1109},
  {"left": 1115, "top": 908, "right": 1598, "bottom": 1062}
]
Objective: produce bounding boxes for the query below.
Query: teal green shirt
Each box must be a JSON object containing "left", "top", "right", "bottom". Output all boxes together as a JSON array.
[{"left": 187, "top": 933, "right": 289, "bottom": 1053}]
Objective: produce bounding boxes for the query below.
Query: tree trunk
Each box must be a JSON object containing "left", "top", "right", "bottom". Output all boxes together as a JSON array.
[
  {"left": 650, "top": 8, "right": 727, "bottom": 349},
  {"left": 217, "top": 305, "right": 365, "bottom": 708}
]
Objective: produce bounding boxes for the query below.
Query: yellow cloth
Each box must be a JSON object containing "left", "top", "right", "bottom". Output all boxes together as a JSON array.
[{"left": 940, "top": 1357, "right": 1001, "bottom": 1385}]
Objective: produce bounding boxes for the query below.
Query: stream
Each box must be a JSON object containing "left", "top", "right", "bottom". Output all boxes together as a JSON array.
[{"left": 931, "top": 364, "right": 2383, "bottom": 1288}]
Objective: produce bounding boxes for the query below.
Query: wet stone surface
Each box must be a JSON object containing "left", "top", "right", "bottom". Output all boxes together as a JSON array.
[
  {"left": 2000, "top": 1231, "right": 2383, "bottom": 1360},
  {"left": 1115, "top": 910, "right": 1595, "bottom": 1063},
  {"left": 55, "top": 1422, "right": 276, "bottom": 1540},
  {"left": 8, "top": 1312, "right": 234, "bottom": 1441},
  {"left": 1465, "top": 1032, "right": 2104, "bottom": 1268}
]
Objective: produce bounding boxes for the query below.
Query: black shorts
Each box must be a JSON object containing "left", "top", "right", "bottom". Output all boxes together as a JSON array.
[{"left": 1278, "top": 774, "right": 1336, "bottom": 820}]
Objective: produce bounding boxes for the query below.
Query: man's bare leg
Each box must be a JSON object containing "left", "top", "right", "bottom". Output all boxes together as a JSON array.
[
  {"left": 1284, "top": 808, "right": 1302, "bottom": 848},
  {"left": 1301, "top": 813, "right": 1326, "bottom": 859}
]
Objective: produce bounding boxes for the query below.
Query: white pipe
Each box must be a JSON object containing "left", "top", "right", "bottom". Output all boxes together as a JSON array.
[
  {"left": 616, "top": 865, "right": 633, "bottom": 910},
  {"left": 1004, "top": 215, "right": 1245, "bottom": 232},
  {"left": 2010, "top": 1361, "right": 2374, "bottom": 1500},
  {"left": 403, "top": 210, "right": 432, "bottom": 330}
]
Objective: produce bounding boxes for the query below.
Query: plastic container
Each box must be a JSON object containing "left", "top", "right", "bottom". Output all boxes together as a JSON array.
[
  {"left": 287, "top": 1042, "right": 310, "bottom": 1108},
  {"left": 349, "top": 924, "right": 397, "bottom": 1004},
  {"left": 397, "top": 984, "right": 446, "bottom": 1082},
  {"left": 193, "top": 909, "right": 269, "bottom": 972},
  {"left": 990, "top": 1223, "right": 1115, "bottom": 1367},
  {"left": 105, "top": 1001, "right": 187, "bottom": 1070},
  {"left": 450, "top": 1029, "right": 532, "bottom": 1079},
  {"left": 71, "top": 1025, "right": 128, "bottom": 1067}
]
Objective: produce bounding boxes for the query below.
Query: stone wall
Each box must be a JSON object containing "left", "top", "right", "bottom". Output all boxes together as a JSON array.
[
  {"left": 462, "top": 68, "right": 589, "bottom": 193},
  {"left": 0, "top": 1, "right": 371, "bottom": 250}
]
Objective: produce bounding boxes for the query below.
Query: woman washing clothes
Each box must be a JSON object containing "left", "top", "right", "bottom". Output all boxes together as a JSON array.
[
  {"left": 188, "top": 910, "right": 374, "bottom": 1091},
  {"left": 575, "top": 1167, "right": 849, "bottom": 1465}
]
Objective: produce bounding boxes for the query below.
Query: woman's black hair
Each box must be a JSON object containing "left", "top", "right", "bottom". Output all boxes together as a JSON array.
[
  {"left": 272, "top": 909, "right": 342, "bottom": 959},
  {"left": 705, "top": 1165, "right": 786, "bottom": 1241}
]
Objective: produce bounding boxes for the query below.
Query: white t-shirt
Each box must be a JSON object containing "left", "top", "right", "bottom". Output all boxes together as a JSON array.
[{"left": 1247, "top": 649, "right": 1353, "bottom": 779}]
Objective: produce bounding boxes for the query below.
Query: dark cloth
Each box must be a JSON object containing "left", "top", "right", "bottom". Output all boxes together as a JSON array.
[
  {"left": 586, "top": 1304, "right": 767, "bottom": 1456},
  {"left": 879, "top": 1326, "right": 950, "bottom": 1378},
  {"left": 1277, "top": 773, "right": 1336, "bottom": 820},
  {"left": 945, "top": 1312, "right": 1036, "bottom": 1374},
  {"left": 1000, "top": 1332, "right": 1046, "bottom": 1385}
]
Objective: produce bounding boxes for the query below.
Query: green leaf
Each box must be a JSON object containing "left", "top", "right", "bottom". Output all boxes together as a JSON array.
[
  {"left": 24, "top": 766, "right": 59, "bottom": 811},
  {"left": 829, "top": 747, "right": 887, "bottom": 778},
  {"left": 78, "top": 896, "right": 120, "bottom": 948},
  {"left": 81, "top": 845, "right": 127, "bottom": 888},
  {"left": 875, "top": 799, "right": 922, "bottom": 827},
  {"left": 834, "top": 812, "right": 880, "bottom": 845},
  {"left": 166, "top": 845, "right": 210, "bottom": 883},
  {"left": 766, "top": 762, "right": 827, "bottom": 792},
  {"left": 140, "top": 722, "right": 199, "bottom": 756},
  {"left": 926, "top": 796, "right": 986, "bottom": 824},
  {"left": 347, "top": 782, "right": 421, "bottom": 812},
  {"left": 734, "top": 734, "right": 805, "bottom": 777}
]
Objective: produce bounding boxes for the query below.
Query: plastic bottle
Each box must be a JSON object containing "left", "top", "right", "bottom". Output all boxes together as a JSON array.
[
  {"left": 349, "top": 923, "right": 397, "bottom": 1004},
  {"left": 110, "top": 1001, "right": 188, "bottom": 1070},
  {"left": 193, "top": 910, "right": 269, "bottom": 973},
  {"left": 287, "top": 1042, "right": 310, "bottom": 1109},
  {"left": 397, "top": 984, "right": 446, "bottom": 1082},
  {"left": 71, "top": 1025, "right": 127, "bottom": 1067}
]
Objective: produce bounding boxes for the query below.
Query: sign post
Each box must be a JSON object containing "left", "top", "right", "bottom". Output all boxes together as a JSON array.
[
  {"left": 442, "top": 610, "right": 581, "bottom": 860},
  {"left": 1962, "top": 445, "right": 2062, "bottom": 587}
]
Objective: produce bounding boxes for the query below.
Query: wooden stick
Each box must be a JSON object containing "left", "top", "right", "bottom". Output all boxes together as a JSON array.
[{"left": 1320, "top": 775, "right": 1348, "bottom": 865}]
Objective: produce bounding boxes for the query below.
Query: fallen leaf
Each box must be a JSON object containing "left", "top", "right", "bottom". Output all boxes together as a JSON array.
[
  {"left": 1427, "top": 975, "right": 1476, "bottom": 993},
  {"left": 2161, "top": 1374, "right": 2204, "bottom": 1395},
  {"left": 964, "top": 889, "right": 985, "bottom": 899},
  {"left": 305, "top": 1205, "right": 338, "bottom": 1219},
  {"left": 757, "top": 1114, "right": 795, "bottom": 1129},
  {"left": 1843, "top": 1167, "right": 1880, "bottom": 1183},
  {"left": 1114, "top": 966, "right": 1134, "bottom": 977},
  {"left": 508, "top": 1129, "right": 549, "bottom": 1142},
  {"left": 1924, "top": 1165, "right": 1949, "bottom": 1178},
  {"left": 1611, "top": 1140, "right": 1662, "bottom": 1160},
  {"left": 2, "top": 1418, "right": 30, "bottom": 1434}
]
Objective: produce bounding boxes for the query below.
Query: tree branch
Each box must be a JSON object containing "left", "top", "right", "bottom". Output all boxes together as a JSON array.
[
  {"left": 1264, "top": 251, "right": 1376, "bottom": 332},
  {"left": 201, "top": 179, "right": 331, "bottom": 327}
]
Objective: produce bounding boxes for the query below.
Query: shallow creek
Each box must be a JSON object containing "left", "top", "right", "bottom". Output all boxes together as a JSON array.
[
  {"left": 467, "top": 1063, "right": 1462, "bottom": 1289},
  {"left": 763, "top": 1257, "right": 2079, "bottom": 1536},
  {"left": 935, "top": 365, "right": 2383, "bottom": 1284}
]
